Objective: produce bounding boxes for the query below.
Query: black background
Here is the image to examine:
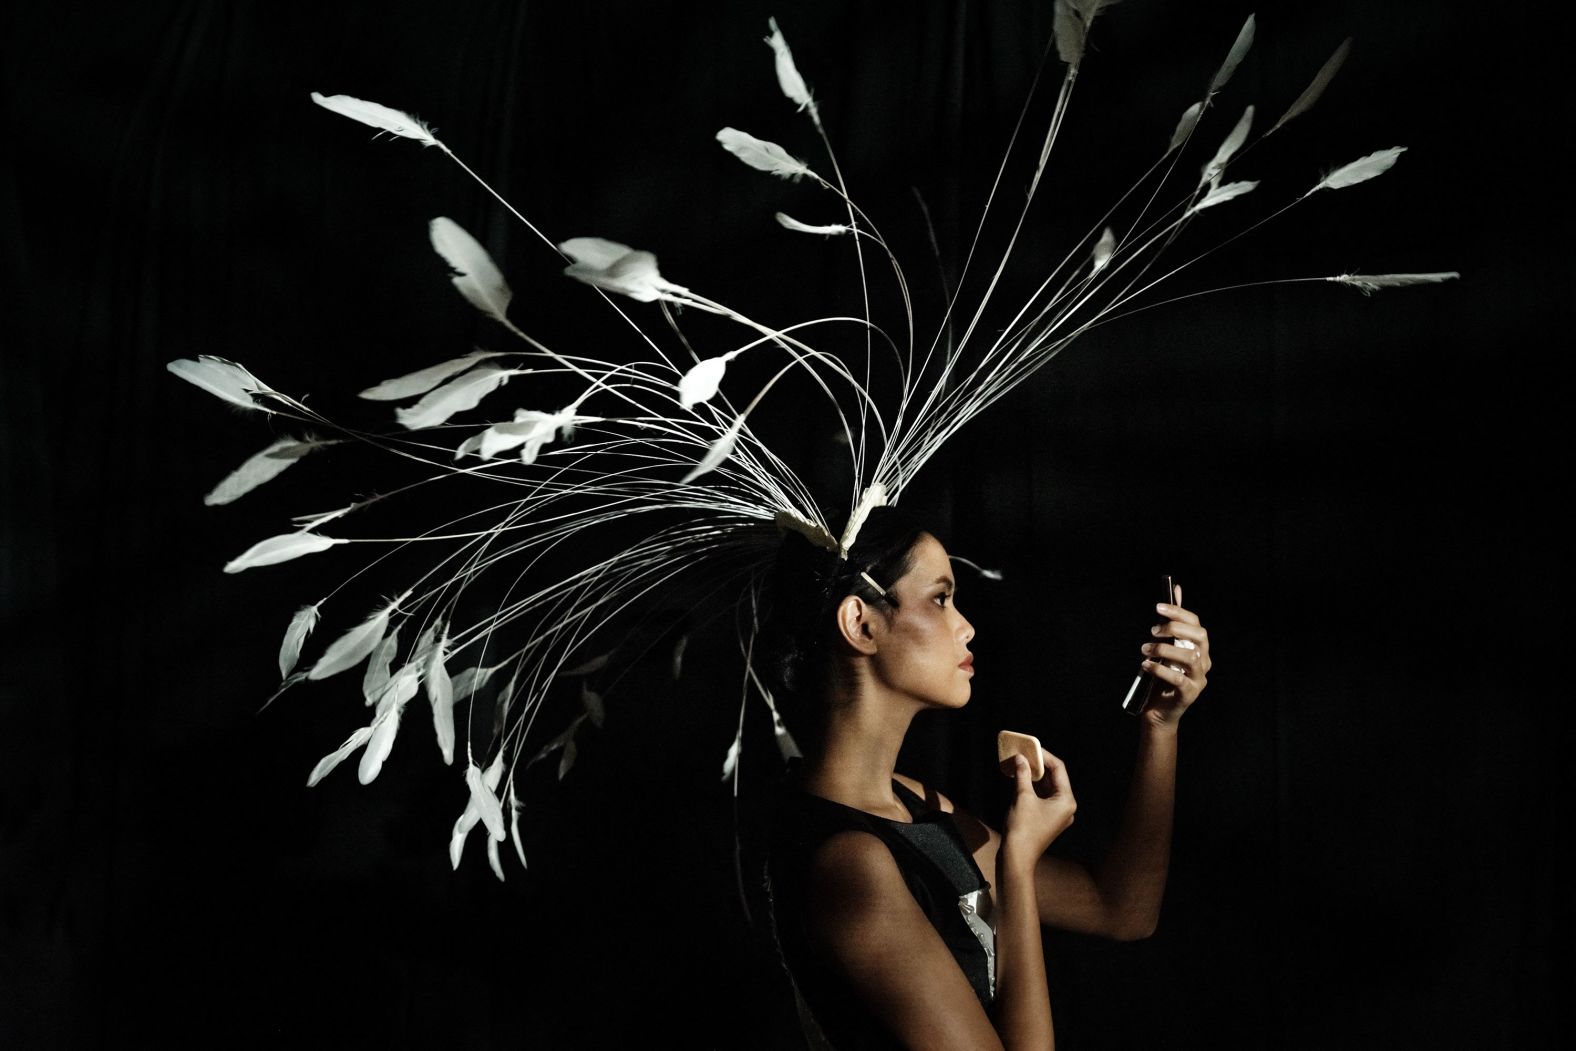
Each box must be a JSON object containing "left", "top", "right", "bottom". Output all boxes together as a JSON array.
[{"left": 2, "top": 1, "right": 1567, "bottom": 1047}]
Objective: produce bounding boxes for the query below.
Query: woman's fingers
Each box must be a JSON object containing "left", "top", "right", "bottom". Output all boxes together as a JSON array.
[
  {"left": 1040, "top": 749, "right": 1071, "bottom": 796},
  {"left": 1011, "top": 755, "right": 1032, "bottom": 792},
  {"left": 1147, "top": 642, "right": 1204, "bottom": 674},
  {"left": 1153, "top": 619, "right": 1209, "bottom": 648},
  {"left": 1141, "top": 657, "right": 1205, "bottom": 697}
]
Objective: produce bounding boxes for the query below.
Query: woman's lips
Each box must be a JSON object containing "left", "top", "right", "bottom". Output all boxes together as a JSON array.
[{"left": 959, "top": 656, "right": 974, "bottom": 673}]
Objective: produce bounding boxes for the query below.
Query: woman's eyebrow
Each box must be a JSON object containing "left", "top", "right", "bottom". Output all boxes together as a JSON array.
[{"left": 932, "top": 575, "right": 955, "bottom": 588}]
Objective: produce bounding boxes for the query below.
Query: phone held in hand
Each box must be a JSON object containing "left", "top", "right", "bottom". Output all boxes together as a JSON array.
[{"left": 1121, "top": 574, "right": 1177, "bottom": 716}]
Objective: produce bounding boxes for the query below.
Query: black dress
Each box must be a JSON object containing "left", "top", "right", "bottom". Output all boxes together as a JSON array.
[{"left": 764, "top": 769, "right": 996, "bottom": 1050}]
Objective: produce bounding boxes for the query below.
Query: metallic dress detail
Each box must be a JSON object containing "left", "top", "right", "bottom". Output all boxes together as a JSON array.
[{"left": 958, "top": 888, "right": 997, "bottom": 996}]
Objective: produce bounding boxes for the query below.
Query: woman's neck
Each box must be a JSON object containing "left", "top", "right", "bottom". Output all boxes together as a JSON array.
[{"left": 797, "top": 681, "right": 920, "bottom": 820}]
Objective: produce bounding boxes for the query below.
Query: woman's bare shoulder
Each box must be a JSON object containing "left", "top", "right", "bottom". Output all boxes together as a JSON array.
[{"left": 806, "top": 829, "right": 905, "bottom": 906}]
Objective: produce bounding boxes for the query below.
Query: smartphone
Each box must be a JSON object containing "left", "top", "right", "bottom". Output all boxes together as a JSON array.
[
  {"left": 996, "top": 730, "right": 1045, "bottom": 780},
  {"left": 1121, "top": 574, "right": 1179, "bottom": 715}
]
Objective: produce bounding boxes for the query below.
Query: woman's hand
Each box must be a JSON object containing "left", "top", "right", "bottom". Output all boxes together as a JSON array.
[
  {"left": 1000, "top": 749, "right": 1076, "bottom": 864},
  {"left": 1138, "top": 583, "right": 1211, "bottom": 730}
]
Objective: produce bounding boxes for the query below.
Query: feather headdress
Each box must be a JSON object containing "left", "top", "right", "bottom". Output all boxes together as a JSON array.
[{"left": 171, "top": 12, "right": 1454, "bottom": 876}]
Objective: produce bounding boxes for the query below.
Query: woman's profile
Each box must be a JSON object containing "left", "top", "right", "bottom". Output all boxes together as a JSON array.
[{"left": 759, "top": 507, "right": 1211, "bottom": 1049}]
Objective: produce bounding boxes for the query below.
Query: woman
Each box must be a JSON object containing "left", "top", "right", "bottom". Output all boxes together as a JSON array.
[{"left": 761, "top": 508, "right": 1211, "bottom": 1050}]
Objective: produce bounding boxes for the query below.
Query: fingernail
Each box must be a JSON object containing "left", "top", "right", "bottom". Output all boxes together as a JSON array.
[
  {"left": 1156, "top": 603, "right": 1171, "bottom": 614},
  {"left": 1141, "top": 643, "right": 1154, "bottom": 655}
]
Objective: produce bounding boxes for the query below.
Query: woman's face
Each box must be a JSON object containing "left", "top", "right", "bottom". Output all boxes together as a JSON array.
[{"left": 868, "top": 533, "right": 976, "bottom": 709}]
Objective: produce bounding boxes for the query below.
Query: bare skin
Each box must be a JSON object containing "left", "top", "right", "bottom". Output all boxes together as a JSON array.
[{"left": 793, "top": 537, "right": 1212, "bottom": 1049}]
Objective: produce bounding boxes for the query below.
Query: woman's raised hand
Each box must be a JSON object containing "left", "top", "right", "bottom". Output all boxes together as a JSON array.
[
  {"left": 1138, "top": 583, "right": 1211, "bottom": 729},
  {"left": 1001, "top": 749, "right": 1076, "bottom": 861}
]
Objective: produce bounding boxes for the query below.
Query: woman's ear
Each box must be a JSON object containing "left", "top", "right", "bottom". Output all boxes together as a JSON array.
[{"left": 834, "top": 594, "right": 880, "bottom": 655}]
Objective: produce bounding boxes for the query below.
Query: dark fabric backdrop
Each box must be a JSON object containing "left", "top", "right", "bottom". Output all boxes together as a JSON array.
[{"left": 2, "top": 1, "right": 1566, "bottom": 1047}]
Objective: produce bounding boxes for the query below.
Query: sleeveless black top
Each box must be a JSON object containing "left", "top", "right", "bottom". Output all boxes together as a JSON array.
[{"left": 765, "top": 770, "right": 995, "bottom": 1050}]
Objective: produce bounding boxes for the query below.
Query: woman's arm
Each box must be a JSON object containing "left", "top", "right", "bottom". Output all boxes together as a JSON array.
[
  {"left": 912, "top": 594, "right": 1211, "bottom": 940},
  {"left": 1042, "top": 720, "right": 1177, "bottom": 940},
  {"left": 939, "top": 732, "right": 1173, "bottom": 940}
]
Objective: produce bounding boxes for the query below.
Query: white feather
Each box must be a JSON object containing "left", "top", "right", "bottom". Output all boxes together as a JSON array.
[
  {"left": 1168, "top": 102, "right": 1202, "bottom": 152},
  {"left": 557, "top": 237, "right": 629, "bottom": 270},
  {"left": 362, "top": 625, "right": 401, "bottom": 706},
  {"left": 716, "top": 128, "right": 813, "bottom": 181},
  {"left": 1210, "top": 14, "right": 1256, "bottom": 94},
  {"left": 557, "top": 737, "right": 578, "bottom": 780},
  {"left": 358, "top": 664, "right": 420, "bottom": 784},
  {"left": 774, "top": 212, "right": 849, "bottom": 237},
  {"left": 278, "top": 603, "right": 321, "bottom": 678},
  {"left": 447, "top": 756, "right": 501, "bottom": 869},
  {"left": 309, "top": 92, "right": 440, "bottom": 147},
  {"left": 450, "top": 664, "right": 496, "bottom": 702},
  {"left": 765, "top": 18, "right": 813, "bottom": 112},
  {"left": 358, "top": 703, "right": 404, "bottom": 784},
  {"left": 223, "top": 532, "right": 344, "bottom": 574},
  {"left": 762, "top": 691, "right": 802, "bottom": 761},
  {"left": 1201, "top": 106, "right": 1254, "bottom": 187},
  {"left": 429, "top": 217, "right": 514, "bottom": 325},
  {"left": 466, "top": 761, "right": 507, "bottom": 841},
  {"left": 671, "top": 634, "right": 688, "bottom": 680},
  {"left": 394, "top": 362, "right": 513, "bottom": 430},
  {"left": 1053, "top": 0, "right": 1086, "bottom": 66},
  {"left": 1271, "top": 38, "right": 1352, "bottom": 135},
  {"left": 1191, "top": 179, "right": 1259, "bottom": 213},
  {"left": 720, "top": 732, "right": 742, "bottom": 781},
  {"left": 839, "top": 482, "right": 889, "bottom": 555},
  {"left": 454, "top": 407, "right": 595, "bottom": 463},
  {"left": 559, "top": 237, "right": 674, "bottom": 302},
  {"left": 1312, "top": 147, "right": 1406, "bottom": 193},
  {"left": 309, "top": 593, "right": 406, "bottom": 681},
  {"left": 1091, "top": 227, "right": 1116, "bottom": 273},
  {"left": 487, "top": 836, "right": 506, "bottom": 882},
  {"left": 682, "top": 418, "right": 745, "bottom": 483},
  {"left": 563, "top": 653, "right": 609, "bottom": 676},
  {"left": 448, "top": 813, "right": 471, "bottom": 870},
  {"left": 410, "top": 621, "right": 440, "bottom": 665},
  {"left": 774, "top": 509, "right": 838, "bottom": 552},
  {"left": 204, "top": 438, "right": 316, "bottom": 506},
  {"left": 373, "top": 660, "right": 421, "bottom": 716},
  {"left": 527, "top": 715, "right": 585, "bottom": 768},
  {"left": 580, "top": 683, "right": 605, "bottom": 729},
  {"left": 427, "top": 637, "right": 455, "bottom": 765},
  {"left": 677, "top": 353, "right": 741, "bottom": 409},
  {"left": 359, "top": 351, "right": 498, "bottom": 401},
  {"left": 306, "top": 726, "right": 374, "bottom": 787},
  {"left": 166, "top": 356, "right": 271, "bottom": 413},
  {"left": 448, "top": 755, "right": 505, "bottom": 869},
  {"left": 503, "top": 408, "right": 597, "bottom": 465},
  {"left": 1328, "top": 271, "right": 1460, "bottom": 294}
]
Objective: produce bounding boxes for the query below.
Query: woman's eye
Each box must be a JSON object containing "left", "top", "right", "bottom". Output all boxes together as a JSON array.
[{"left": 934, "top": 592, "right": 950, "bottom": 607}]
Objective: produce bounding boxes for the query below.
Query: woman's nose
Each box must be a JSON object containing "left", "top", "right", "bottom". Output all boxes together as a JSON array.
[{"left": 958, "top": 613, "right": 975, "bottom": 644}]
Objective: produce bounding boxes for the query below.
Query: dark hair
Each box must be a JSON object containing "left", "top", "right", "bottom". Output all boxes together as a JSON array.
[{"left": 758, "top": 506, "right": 927, "bottom": 724}]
